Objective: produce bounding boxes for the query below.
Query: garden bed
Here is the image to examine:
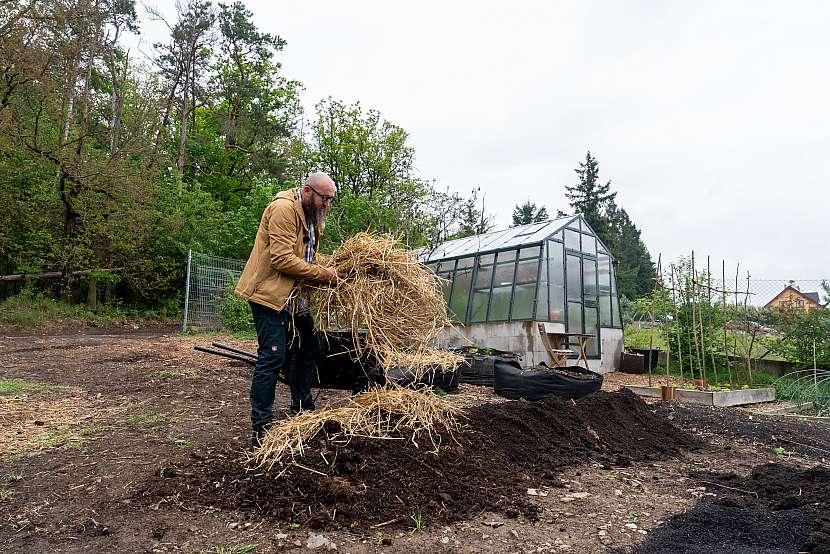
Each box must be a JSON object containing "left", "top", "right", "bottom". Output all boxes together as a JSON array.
[{"left": 624, "top": 385, "right": 776, "bottom": 407}]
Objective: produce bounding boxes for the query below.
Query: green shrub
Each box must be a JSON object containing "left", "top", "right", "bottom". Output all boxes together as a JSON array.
[{"left": 217, "top": 280, "right": 254, "bottom": 333}]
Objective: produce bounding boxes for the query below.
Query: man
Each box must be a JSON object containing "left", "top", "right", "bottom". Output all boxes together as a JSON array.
[{"left": 235, "top": 172, "right": 339, "bottom": 448}]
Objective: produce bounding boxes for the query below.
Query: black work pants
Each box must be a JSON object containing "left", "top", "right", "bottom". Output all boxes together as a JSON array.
[{"left": 249, "top": 301, "right": 319, "bottom": 435}]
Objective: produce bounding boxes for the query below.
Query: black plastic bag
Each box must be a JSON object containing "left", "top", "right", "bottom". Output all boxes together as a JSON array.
[
  {"left": 494, "top": 359, "right": 602, "bottom": 401},
  {"left": 385, "top": 365, "right": 460, "bottom": 392}
]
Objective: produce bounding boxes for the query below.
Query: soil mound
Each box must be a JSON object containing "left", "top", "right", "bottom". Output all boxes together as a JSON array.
[
  {"left": 140, "top": 389, "right": 696, "bottom": 530},
  {"left": 619, "top": 463, "right": 830, "bottom": 554}
]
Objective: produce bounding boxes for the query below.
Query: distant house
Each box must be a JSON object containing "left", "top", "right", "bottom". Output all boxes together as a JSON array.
[{"left": 764, "top": 285, "right": 823, "bottom": 312}]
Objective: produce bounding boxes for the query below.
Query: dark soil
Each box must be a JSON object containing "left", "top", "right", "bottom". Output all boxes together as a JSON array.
[
  {"left": 656, "top": 402, "right": 830, "bottom": 461},
  {"left": 616, "top": 463, "right": 830, "bottom": 554},
  {"left": 139, "top": 389, "right": 697, "bottom": 530}
]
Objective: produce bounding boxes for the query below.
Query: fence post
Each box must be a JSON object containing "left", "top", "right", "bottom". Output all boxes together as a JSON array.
[{"left": 182, "top": 249, "right": 193, "bottom": 333}]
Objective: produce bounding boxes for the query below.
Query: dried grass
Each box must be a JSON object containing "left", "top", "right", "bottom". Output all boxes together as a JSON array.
[
  {"left": 305, "top": 233, "right": 463, "bottom": 375},
  {"left": 249, "top": 384, "right": 465, "bottom": 474},
  {"left": 251, "top": 233, "right": 469, "bottom": 472}
]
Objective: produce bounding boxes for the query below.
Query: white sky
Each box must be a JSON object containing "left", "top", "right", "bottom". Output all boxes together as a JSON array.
[{"left": 133, "top": 1, "right": 829, "bottom": 278}]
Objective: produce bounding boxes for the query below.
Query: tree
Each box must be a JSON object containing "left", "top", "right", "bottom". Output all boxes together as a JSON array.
[
  {"left": 450, "top": 187, "right": 492, "bottom": 239},
  {"left": 564, "top": 151, "right": 654, "bottom": 298},
  {"left": 511, "top": 200, "right": 548, "bottom": 226},
  {"left": 150, "top": 0, "right": 215, "bottom": 181},
  {"left": 565, "top": 151, "right": 616, "bottom": 236}
]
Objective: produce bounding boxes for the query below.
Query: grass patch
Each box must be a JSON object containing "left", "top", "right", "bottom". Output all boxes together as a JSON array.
[
  {"left": 5, "top": 471, "right": 23, "bottom": 484},
  {"left": 0, "top": 379, "right": 52, "bottom": 395},
  {"left": 78, "top": 424, "right": 109, "bottom": 437},
  {"left": 197, "top": 545, "right": 258, "bottom": 554},
  {"left": 0, "top": 488, "right": 14, "bottom": 502},
  {"left": 36, "top": 425, "right": 76, "bottom": 449},
  {"left": 0, "top": 289, "right": 178, "bottom": 329},
  {"left": 125, "top": 412, "right": 173, "bottom": 425},
  {"left": 169, "top": 437, "right": 192, "bottom": 449}
]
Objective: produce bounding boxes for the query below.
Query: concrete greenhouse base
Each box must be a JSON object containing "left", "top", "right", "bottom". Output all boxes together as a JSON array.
[{"left": 437, "top": 321, "right": 623, "bottom": 373}]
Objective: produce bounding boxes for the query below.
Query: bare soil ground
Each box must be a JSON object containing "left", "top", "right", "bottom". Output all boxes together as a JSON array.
[{"left": 1, "top": 330, "right": 829, "bottom": 553}]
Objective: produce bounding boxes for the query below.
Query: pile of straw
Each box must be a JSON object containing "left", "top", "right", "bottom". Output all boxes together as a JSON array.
[
  {"left": 307, "top": 232, "right": 463, "bottom": 375},
  {"left": 249, "top": 384, "right": 465, "bottom": 473},
  {"left": 250, "top": 234, "right": 467, "bottom": 471}
]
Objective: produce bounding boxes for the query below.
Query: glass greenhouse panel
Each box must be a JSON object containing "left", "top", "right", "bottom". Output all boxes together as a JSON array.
[
  {"left": 438, "top": 260, "right": 456, "bottom": 273},
  {"left": 610, "top": 264, "right": 622, "bottom": 328},
  {"left": 515, "top": 260, "right": 538, "bottom": 285},
  {"left": 598, "top": 255, "right": 612, "bottom": 326},
  {"left": 489, "top": 286, "right": 512, "bottom": 321},
  {"left": 469, "top": 290, "right": 490, "bottom": 323},
  {"left": 497, "top": 249, "right": 517, "bottom": 263},
  {"left": 449, "top": 267, "right": 473, "bottom": 322},
  {"left": 511, "top": 283, "right": 536, "bottom": 320},
  {"left": 479, "top": 253, "right": 495, "bottom": 265},
  {"left": 585, "top": 306, "right": 599, "bottom": 357},
  {"left": 519, "top": 245, "right": 542, "bottom": 259},
  {"left": 474, "top": 266, "right": 493, "bottom": 290},
  {"left": 438, "top": 272, "right": 453, "bottom": 304},
  {"left": 583, "top": 259, "right": 598, "bottom": 302},
  {"left": 548, "top": 241, "right": 565, "bottom": 321},
  {"left": 582, "top": 235, "right": 597, "bottom": 256},
  {"left": 536, "top": 247, "right": 549, "bottom": 320},
  {"left": 456, "top": 256, "right": 474, "bottom": 269},
  {"left": 568, "top": 301, "right": 583, "bottom": 343},
  {"left": 565, "top": 229, "right": 580, "bottom": 251},
  {"left": 492, "top": 262, "right": 515, "bottom": 287},
  {"left": 566, "top": 254, "right": 582, "bottom": 302}
]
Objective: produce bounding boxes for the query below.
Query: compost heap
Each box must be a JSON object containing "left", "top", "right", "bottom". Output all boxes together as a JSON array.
[{"left": 251, "top": 233, "right": 464, "bottom": 472}]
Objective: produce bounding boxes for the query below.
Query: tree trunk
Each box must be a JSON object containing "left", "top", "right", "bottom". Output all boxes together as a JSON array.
[
  {"left": 177, "top": 64, "right": 189, "bottom": 181},
  {"left": 86, "top": 275, "right": 98, "bottom": 311}
]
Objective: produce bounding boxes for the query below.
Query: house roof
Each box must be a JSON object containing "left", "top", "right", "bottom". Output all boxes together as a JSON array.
[
  {"left": 420, "top": 215, "right": 612, "bottom": 263},
  {"left": 764, "top": 285, "right": 822, "bottom": 308}
]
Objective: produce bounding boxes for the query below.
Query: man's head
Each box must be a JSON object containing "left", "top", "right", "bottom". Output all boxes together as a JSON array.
[{"left": 300, "top": 171, "right": 336, "bottom": 225}]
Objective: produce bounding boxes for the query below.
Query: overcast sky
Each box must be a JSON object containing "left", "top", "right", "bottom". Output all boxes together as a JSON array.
[{"left": 134, "top": 1, "right": 828, "bottom": 279}]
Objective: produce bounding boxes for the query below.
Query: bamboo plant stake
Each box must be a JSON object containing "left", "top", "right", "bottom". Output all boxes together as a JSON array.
[
  {"left": 661, "top": 261, "right": 672, "bottom": 388},
  {"left": 695, "top": 257, "right": 708, "bottom": 387},
  {"left": 742, "top": 270, "right": 754, "bottom": 386},
  {"left": 706, "top": 257, "right": 718, "bottom": 387},
  {"left": 682, "top": 265, "right": 695, "bottom": 384},
  {"left": 671, "top": 264, "right": 684, "bottom": 386},
  {"left": 648, "top": 255, "right": 662, "bottom": 387},
  {"left": 690, "top": 252, "right": 703, "bottom": 383},
  {"left": 734, "top": 263, "right": 741, "bottom": 386},
  {"left": 723, "top": 260, "right": 734, "bottom": 389}
]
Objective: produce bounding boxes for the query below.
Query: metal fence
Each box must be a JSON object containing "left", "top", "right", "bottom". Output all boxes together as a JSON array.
[
  {"left": 709, "top": 279, "right": 828, "bottom": 307},
  {"left": 182, "top": 250, "right": 245, "bottom": 331}
]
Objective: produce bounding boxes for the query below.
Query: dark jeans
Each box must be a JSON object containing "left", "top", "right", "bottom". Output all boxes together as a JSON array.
[{"left": 249, "top": 301, "right": 319, "bottom": 435}]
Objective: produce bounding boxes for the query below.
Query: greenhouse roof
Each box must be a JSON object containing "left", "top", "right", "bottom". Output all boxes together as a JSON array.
[{"left": 421, "top": 215, "right": 582, "bottom": 262}]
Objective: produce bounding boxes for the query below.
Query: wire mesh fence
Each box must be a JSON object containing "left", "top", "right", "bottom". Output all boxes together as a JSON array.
[
  {"left": 709, "top": 279, "right": 828, "bottom": 308},
  {"left": 182, "top": 250, "right": 245, "bottom": 331}
]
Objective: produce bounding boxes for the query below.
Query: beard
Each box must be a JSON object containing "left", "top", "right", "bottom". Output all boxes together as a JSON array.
[{"left": 302, "top": 197, "right": 329, "bottom": 227}]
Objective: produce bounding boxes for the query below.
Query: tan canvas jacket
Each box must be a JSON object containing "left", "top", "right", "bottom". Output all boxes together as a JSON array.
[{"left": 234, "top": 188, "right": 330, "bottom": 311}]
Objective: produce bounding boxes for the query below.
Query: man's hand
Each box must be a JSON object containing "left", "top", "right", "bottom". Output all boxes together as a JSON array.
[{"left": 324, "top": 267, "right": 339, "bottom": 284}]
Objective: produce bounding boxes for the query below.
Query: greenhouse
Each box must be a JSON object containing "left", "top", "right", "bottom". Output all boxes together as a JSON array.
[{"left": 422, "top": 215, "right": 623, "bottom": 372}]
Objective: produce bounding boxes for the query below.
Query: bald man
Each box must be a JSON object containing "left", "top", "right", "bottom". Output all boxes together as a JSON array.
[{"left": 235, "top": 172, "right": 339, "bottom": 447}]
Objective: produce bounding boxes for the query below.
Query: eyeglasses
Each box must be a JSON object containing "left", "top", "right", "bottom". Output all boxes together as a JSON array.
[{"left": 308, "top": 184, "right": 336, "bottom": 204}]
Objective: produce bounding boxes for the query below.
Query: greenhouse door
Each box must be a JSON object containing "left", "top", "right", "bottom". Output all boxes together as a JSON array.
[
  {"left": 565, "top": 253, "right": 601, "bottom": 359},
  {"left": 582, "top": 258, "right": 600, "bottom": 358}
]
